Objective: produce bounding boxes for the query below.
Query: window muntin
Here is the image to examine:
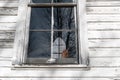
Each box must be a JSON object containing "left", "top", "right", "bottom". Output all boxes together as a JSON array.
[
  {"left": 31, "top": 0, "right": 76, "bottom": 3},
  {"left": 26, "top": 0, "right": 78, "bottom": 64}
]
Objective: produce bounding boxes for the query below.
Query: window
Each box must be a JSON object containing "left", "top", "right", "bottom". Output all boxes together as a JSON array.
[{"left": 12, "top": 0, "right": 89, "bottom": 67}]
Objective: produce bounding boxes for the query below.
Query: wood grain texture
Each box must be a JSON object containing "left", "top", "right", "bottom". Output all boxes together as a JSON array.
[
  {"left": 87, "top": 1, "right": 120, "bottom": 7},
  {"left": 0, "top": 67, "right": 120, "bottom": 77},
  {"left": 0, "top": 78, "right": 116, "bottom": 80},
  {"left": 0, "top": 48, "right": 13, "bottom": 57},
  {"left": 88, "top": 22, "right": 120, "bottom": 30},
  {"left": 0, "top": 32, "right": 14, "bottom": 40},
  {"left": 87, "top": 7, "right": 120, "bottom": 14},
  {"left": 88, "top": 31, "right": 120, "bottom": 38},
  {"left": 0, "top": 23, "right": 16, "bottom": 31},
  {"left": 0, "top": 3, "right": 18, "bottom": 7},
  {"left": 0, "top": 8, "right": 17, "bottom": 15},
  {"left": 89, "top": 39, "right": 120, "bottom": 47},
  {"left": 87, "top": 15, "right": 120, "bottom": 22},
  {"left": 0, "top": 16, "right": 17, "bottom": 22}
]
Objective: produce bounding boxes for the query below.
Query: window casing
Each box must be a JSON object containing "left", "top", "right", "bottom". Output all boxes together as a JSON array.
[{"left": 12, "top": 0, "right": 89, "bottom": 67}]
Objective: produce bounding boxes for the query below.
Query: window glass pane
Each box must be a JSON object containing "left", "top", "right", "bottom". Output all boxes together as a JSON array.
[
  {"left": 30, "top": 8, "right": 51, "bottom": 30},
  {"left": 53, "top": 31, "right": 77, "bottom": 58},
  {"left": 54, "top": 7, "right": 76, "bottom": 30},
  {"left": 31, "top": 0, "right": 76, "bottom": 3},
  {"left": 28, "top": 32, "right": 51, "bottom": 58}
]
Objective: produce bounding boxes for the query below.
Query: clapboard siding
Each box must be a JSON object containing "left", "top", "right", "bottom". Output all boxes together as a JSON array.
[
  {"left": 0, "top": 8, "right": 17, "bottom": 15},
  {"left": 0, "top": 32, "right": 14, "bottom": 40},
  {"left": 88, "top": 22, "right": 120, "bottom": 30},
  {"left": 0, "top": 0, "right": 120, "bottom": 80},
  {"left": 87, "top": 15, "right": 120, "bottom": 21},
  {"left": 88, "top": 31, "right": 120, "bottom": 38},
  {"left": 0, "top": 78, "right": 115, "bottom": 80},
  {"left": 0, "top": 16, "right": 17, "bottom": 22},
  {"left": 0, "top": 3, "right": 18, "bottom": 7},
  {"left": 89, "top": 49, "right": 120, "bottom": 57},
  {"left": 0, "top": 48, "right": 13, "bottom": 57},
  {"left": 87, "top": 7, "right": 120, "bottom": 14},
  {"left": 0, "top": 23, "right": 16, "bottom": 31},
  {"left": 87, "top": 1, "right": 120, "bottom": 6},
  {"left": 89, "top": 39, "right": 120, "bottom": 47},
  {"left": 0, "top": 68, "right": 120, "bottom": 77}
]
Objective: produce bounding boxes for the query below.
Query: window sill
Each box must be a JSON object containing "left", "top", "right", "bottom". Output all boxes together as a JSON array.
[{"left": 12, "top": 64, "right": 89, "bottom": 70}]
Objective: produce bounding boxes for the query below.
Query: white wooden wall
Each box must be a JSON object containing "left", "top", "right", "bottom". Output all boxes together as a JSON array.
[{"left": 1, "top": 0, "right": 120, "bottom": 80}]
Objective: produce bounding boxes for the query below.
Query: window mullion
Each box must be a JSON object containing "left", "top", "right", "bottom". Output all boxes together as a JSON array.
[{"left": 51, "top": 0, "right": 54, "bottom": 59}]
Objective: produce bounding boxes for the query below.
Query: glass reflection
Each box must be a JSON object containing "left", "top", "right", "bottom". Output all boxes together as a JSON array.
[
  {"left": 54, "top": 7, "right": 75, "bottom": 30},
  {"left": 53, "top": 31, "right": 77, "bottom": 58},
  {"left": 28, "top": 32, "right": 51, "bottom": 58},
  {"left": 30, "top": 8, "right": 51, "bottom": 29}
]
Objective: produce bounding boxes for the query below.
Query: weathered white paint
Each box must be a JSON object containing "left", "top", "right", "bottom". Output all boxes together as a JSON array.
[
  {"left": 0, "top": 68, "right": 120, "bottom": 77},
  {"left": 0, "top": 8, "right": 18, "bottom": 15},
  {"left": 0, "top": 16, "right": 17, "bottom": 22},
  {"left": 87, "top": 7, "right": 120, "bottom": 14},
  {"left": 0, "top": 0, "right": 120, "bottom": 80},
  {"left": 88, "top": 31, "right": 120, "bottom": 38},
  {"left": 88, "top": 22, "right": 120, "bottom": 30},
  {"left": 0, "top": 78, "right": 115, "bottom": 80}
]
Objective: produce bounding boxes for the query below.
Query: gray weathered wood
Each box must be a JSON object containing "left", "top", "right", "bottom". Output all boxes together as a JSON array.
[
  {"left": 0, "top": 48, "right": 13, "bottom": 57},
  {"left": 87, "top": 7, "right": 120, "bottom": 14},
  {"left": 88, "top": 31, "right": 120, "bottom": 38},
  {"left": 88, "top": 22, "right": 120, "bottom": 30},
  {"left": 87, "top": 15, "right": 120, "bottom": 22},
  {"left": 89, "top": 39, "right": 120, "bottom": 47},
  {"left": 0, "top": 16, "right": 17, "bottom": 22},
  {"left": 78, "top": 0, "right": 89, "bottom": 65},
  {"left": 89, "top": 49, "right": 120, "bottom": 57},
  {"left": 0, "top": 78, "right": 114, "bottom": 80},
  {"left": 87, "top": 1, "right": 120, "bottom": 7},
  {"left": 0, "top": 8, "right": 17, "bottom": 15},
  {"left": 0, "top": 23, "right": 16, "bottom": 30},
  {"left": 0, "top": 3, "right": 18, "bottom": 7},
  {"left": 0, "top": 32, "right": 14, "bottom": 40},
  {"left": 0, "top": 67, "right": 120, "bottom": 77},
  {"left": 12, "top": 0, "right": 30, "bottom": 65}
]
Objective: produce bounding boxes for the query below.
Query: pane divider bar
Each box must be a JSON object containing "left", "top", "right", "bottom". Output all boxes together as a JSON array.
[
  {"left": 28, "top": 3, "right": 77, "bottom": 7},
  {"left": 51, "top": 0, "right": 54, "bottom": 59},
  {"left": 29, "top": 29, "right": 76, "bottom": 31}
]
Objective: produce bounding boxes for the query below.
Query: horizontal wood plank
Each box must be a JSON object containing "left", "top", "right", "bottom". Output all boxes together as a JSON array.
[
  {"left": 0, "top": 78, "right": 115, "bottom": 80},
  {"left": 0, "top": 16, "right": 17, "bottom": 22},
  {"left": 90, "top": 58, "right": 120, "bottom": 67},
  {"left": 0, "top": 3, "right": 18, "bottom": 7},
  {"left": 0, "top": 8, "right": 17, "bottom": 15},
  {"left": 0, "top": 32, "right": 14, "bottom": 40},
  {"left": 87, "top": 1, "right": 120, "bottom": 7},
  {"left": 0, "top": 61, "right": 11, "bottom": 67},
  {"left": 0, "top": 67, "right": 120, "bottom": 77},
  {"left": 0, "top": 23, "right": 16, "bottom": 31},
  {"left": 87, "top": 15, "right": 120, "bottom": 22},
  {"left": 88, "top": 22, "right": 120, "bottom": 30},
  {"left": 89, "top": 49, "right": 120, "bottom": 57},
  {"left": 89, "top": 39, "right": 120, "bottom": 47},
  {"left": 87, "top": 7, "right": 120, "bottom": 14},
  {"left": 0, "top": 41, "right": 13, "bottom": 48},
  {"left": 88, "top": 31, "right": 120, "bottom": 38},
  {"left": 0, "top": 48, "right": 13, "bottom": 57}
]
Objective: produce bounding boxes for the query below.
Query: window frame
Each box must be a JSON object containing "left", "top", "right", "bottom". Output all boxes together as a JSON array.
[{"left": 12, "top": 0, "right": 89, "bottom": 67}]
